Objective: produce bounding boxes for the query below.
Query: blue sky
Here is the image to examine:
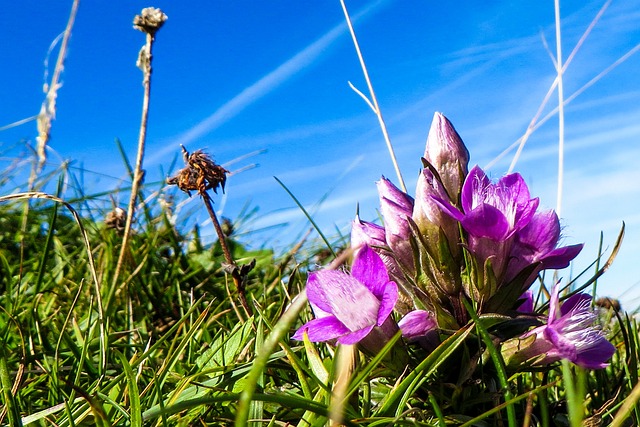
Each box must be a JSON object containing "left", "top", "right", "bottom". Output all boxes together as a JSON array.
[{"left": 1, "top": 1, "right": 640, "bottom": 305}]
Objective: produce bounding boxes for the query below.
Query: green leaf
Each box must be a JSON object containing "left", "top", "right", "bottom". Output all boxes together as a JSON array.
[{"left": 115, "top": 351, "right": 142, "bottom": 427}]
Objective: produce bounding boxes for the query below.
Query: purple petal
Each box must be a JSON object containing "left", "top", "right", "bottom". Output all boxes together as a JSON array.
[
  {"left": 517, "top": 290, "right": 534, "bottom": 313},
  {"left": 305, "top": 272, "right": 333, "bottom": 314},
  {"left": 351, "top": 216, "right": 386, "bottom": 249},
  {"left": 513, "top": 198, "right": 540, "bottom": 232},
  {"left": 398, "top": 310, "right": 437, "bottom": 339},
  {"left": 424, "top": 113, "right": 470, "bottom": 200},
  {"left": 376, "top": 281, "right": 398, "bottom": 326},
  {"left": 498, "top": 173, "right": 531, "bottom": 207},
  {"left": 572, "top": 336, "right": 616, "bottom": 369},
  {"left": 414, "top": 168, "right": 450, "bottom": 220},
  {"left": 548, "top": 283, "right": 561, "bottom": 322},
  {"left": 544, "top": 325, "right": 578, "bottom": 361},
  {"left": 518, "top": 211, "right": 561, "bottom": 254},
  {"left": 424, "top": 112, "right": 469, "bottom": 169},
  {"left": 337, "top": 325, "right": 375, "bottom": 345},
  {"left": 377, "top": 176, "right": 414, "bottom": 213},
  {"left": 560, "top": 293, "right": 592, "bottom": 317},
  {"left": 461, "top": 166, "right": 490, "bottom": 213},
  {"left": 461, "top": 204, "right": 510, "bottom": 240},
  {"left": 432, "top": 195, "right": 465, "bottom": 222},
  {"left": 539, "top": 244, "right": 584, "bottom": 269},
  {"left": 292, "top": 316, "right": 350, "bottom": 342},
  {"left": 351, "top": 245, "right": 390, "bottom": 298},
  {"left": 312, "top": 270, "right": 380, "bottom": 331}
]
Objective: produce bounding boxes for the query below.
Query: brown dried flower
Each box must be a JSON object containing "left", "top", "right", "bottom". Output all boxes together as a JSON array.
[
  {"left": 594, "top": 297, "right": 621, "bottom": 311},
  {"left": 133, "top": 7, "right": 167, "bottom": 35},
  {"left": 105, "top": 207, "right": 127, "bottom": 232},
  {"left": 167, "top": 145, "right": 229, "bottom": 196}
]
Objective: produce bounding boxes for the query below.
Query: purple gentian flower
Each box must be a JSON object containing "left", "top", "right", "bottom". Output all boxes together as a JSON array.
[
  {"left": 351, "top": 215, "right": 403, "bottom": 283},
  {"left": 351, "top": 214, "right": 386, "bottom": 249},
  {"left": 293, "top": 245, "right": 398, "bottom": 345},
  {"left": 435, "top": 165, "right": 581, "bottom": 285},
  {"left": 377, "top": 177, "right": 415, "bottom": 271},
  {"left": 398, "top": 310, "right": 437, "bottom": 340},
  {"left": 413, "top": 167, "right": 461, "bottom": 257},
  {"left": 399, "top": 309, "right": 439, "bottom": 352},
  {"left": 521, "top": 284, "right": 616, "bottom": 369},
  {"left": 423, "top": 112, "right": 469, "bottom": 202}
]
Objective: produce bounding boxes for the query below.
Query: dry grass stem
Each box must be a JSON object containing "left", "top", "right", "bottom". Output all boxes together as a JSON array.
[
  {"left": 340, "top": 0, "right": 407, "bottom": 193},
  {"left": 112, "top": 8, "right": 167, "bottom": 293},
  {"left": 34, "top": 0, "right": 79, "bottom": 184},
  {"left": 553, "top": 0, "right": 566, "bottom": 217},
  {"left": 486, "top": 0, "right": 619, "bottom": 172}
]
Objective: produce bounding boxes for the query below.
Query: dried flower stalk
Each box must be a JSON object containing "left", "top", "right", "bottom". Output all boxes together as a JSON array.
[
  {"left": 111, "top": 7, "right": 167, "bottom": 296},
  {"left": 168, "top": 145, "right": 253, "bottom": 319}
]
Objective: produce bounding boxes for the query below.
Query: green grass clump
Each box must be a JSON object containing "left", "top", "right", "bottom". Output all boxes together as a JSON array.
[{"left": 0, "top": 162, "right": 637, "bottom": 427}]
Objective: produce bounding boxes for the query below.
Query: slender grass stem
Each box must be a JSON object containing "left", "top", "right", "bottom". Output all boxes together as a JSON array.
[
  {"left": 32, "top": 0, "right": 79, "bottom": 184},
  {"left": 340, "top": 0, "right": 407, "bottom": 193},
  {"left": 553, "top": 0, "right": 565, "bottom": 217},
  {"left": 490, "top": 0, "right": 612, "bottom": 172},
  {"left": 0, "top": 342, "right": 22, "bottom": 427},
  {"left": 113, "top": 9, "right": 166, "bottom": 294}
]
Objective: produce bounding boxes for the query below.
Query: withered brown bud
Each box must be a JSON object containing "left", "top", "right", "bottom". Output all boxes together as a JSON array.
[
  {"left": 594, "top": 297, "right": 621, "bottom": 311},
  {"left": 167, "top": 145, "right": 229, "bottom": 196},
  {"left": 105, "top": 207, "right": 127, "bottom": 232},
  {"left": 133, "top": 7, "right": 167, "bottom": 35}
]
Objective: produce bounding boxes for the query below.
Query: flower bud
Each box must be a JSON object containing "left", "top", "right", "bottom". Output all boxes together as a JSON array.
[
  {"left": 377, "top": 176, "right": 415, "bottom": 272},
  {"left": 424, "top": 112, "right": 469, "bottom": 203}
]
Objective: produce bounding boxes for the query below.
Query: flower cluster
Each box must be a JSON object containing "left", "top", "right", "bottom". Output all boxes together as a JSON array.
[{"left": 294, "top": 112, "right": 615, "bottom": 372}]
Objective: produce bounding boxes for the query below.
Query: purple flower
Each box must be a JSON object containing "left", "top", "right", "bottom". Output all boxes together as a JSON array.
[
  {"left": 423, "top": 112, "right": 469, "bottom": 202},
  {"left": 351, "top": 215, "right": 404, "bottom": 282},
  {"left": 436, "top": 165, "right": 581, "bottom": 285},
  {"left": 377, "top": 177, "right": 414, "bottom": 260},
  {"left": 413, "top": 167, "right": 460, "bottom": 256},
  {"left": 399, "top": 309, "right": 439, "bottom": 352},
  {"left": 506, "top": 210, "right": 583, "bottom": 283},
  {"left": 520, "top": 284, "right": 616, "bottom": 369},
  {"left": 293, "top": 245, "right": 398, "bottom": 345},
  {"left": 399, "top": 310, "right": 437, "bottom": 340},
  {"left": 351, "top": 215, "right": 386, "bottom": 249}
]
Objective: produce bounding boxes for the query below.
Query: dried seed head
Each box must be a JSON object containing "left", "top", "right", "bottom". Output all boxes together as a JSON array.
[
  {"left": 167, "top": 145, "right": 229, "bottom": 196},
  {"left": 133, "top": 7, "right": 167, "bottom": 35},
  {"left": 594, "top": 297, "right": 621, "bottom": 311},
  {"left": 105, "top": 207, "right": 127, "bottom": 232}
]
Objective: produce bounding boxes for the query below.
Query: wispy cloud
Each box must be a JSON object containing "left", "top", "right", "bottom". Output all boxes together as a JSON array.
[{"left": 148, "top": 1, "right": 385, "bottom": 165}]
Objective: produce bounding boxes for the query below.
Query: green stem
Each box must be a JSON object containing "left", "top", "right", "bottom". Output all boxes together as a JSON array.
[
  {"left": 462, "top": 298, "right": 517, "bottom": 426},
  {"left": 0, "top": 342, "right": 22, "bottom": 427}
]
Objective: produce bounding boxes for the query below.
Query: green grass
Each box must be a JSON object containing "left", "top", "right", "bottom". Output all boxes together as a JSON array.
[{"left": 0, "top": 159, "right": 636, "bottom": 427}]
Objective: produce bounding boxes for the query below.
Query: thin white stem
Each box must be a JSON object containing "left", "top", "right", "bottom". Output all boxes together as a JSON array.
[
  {"left": 340, "top": 0, "right": 407, "bottom": 193},
  {"left": 348, "top": 81, "right": 376, "bottom": 113},
  {"left": 487, "top": 41, "right": 640, "bottom": 171},
  {"left": 554, "top": 0, "right": 565, "bottom": 217},
  {"left": 507, "top": 0, "right": 610, "bottom": 174}
]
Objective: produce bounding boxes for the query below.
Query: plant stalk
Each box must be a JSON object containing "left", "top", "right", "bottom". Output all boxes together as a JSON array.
[
  {"left": 112, "top": 27, "right": 156, "bottom": 293},
  {"left": 201, "top": 191, "right": 252, "bottom": 319}
]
